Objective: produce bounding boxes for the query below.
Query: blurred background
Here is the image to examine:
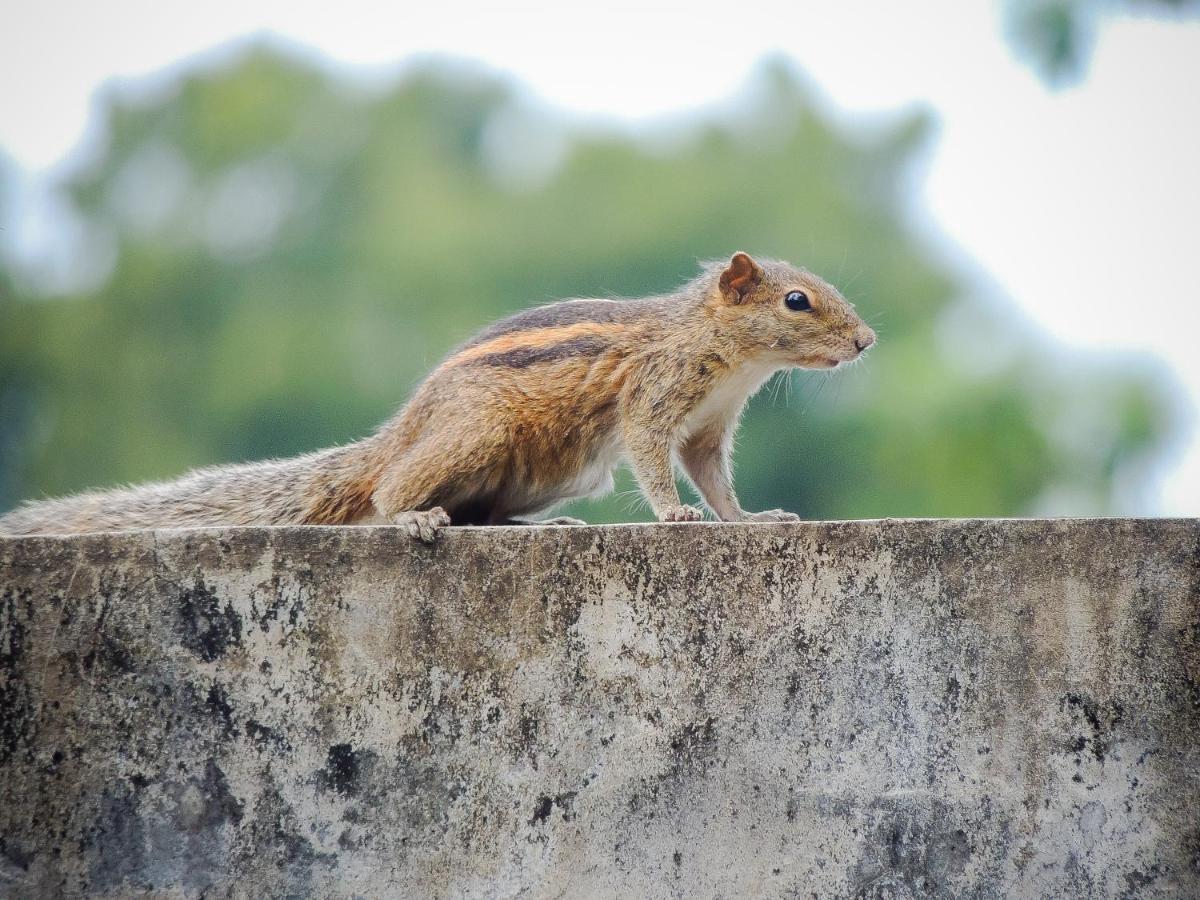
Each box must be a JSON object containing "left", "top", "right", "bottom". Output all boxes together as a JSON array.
[{"left": 1, "top": 1, "right": 1197, "bottom": 523}]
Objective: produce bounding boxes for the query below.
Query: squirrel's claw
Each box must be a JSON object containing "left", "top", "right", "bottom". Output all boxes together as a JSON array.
[
  {"left": 538, "top": 515, "right": 587, "bottom": 526},
  {"left": 661, "top": 504, "right": 705, "bottom": 523},
  {"left": 395, "top": 507, "right": 451, "bottom": 543}
]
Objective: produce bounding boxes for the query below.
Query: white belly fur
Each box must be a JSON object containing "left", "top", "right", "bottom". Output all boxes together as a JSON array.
[
  {"left": 680, "top": 359, "right": 782, "bottom": 439},
  {"left": 511, "top": 430, "right": 623, "bottom": 517}
]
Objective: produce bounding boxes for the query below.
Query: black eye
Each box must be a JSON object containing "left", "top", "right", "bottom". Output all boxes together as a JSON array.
[{"left": 785, "top": 291, "right": 811, "bottom": 312}]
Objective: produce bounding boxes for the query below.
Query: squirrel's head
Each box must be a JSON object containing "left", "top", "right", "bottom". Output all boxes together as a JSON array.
[{"left": 708, "top": 252, "right": 875, "bottom": 369}]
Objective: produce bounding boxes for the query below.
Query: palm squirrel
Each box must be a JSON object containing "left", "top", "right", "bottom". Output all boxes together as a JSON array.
[{"left": 0, "top": 253, "right": 875, "bottom": 540}]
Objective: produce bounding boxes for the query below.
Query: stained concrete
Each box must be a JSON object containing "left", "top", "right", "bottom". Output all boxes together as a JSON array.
[{"left": 0, "top": 519, "right": 1198, "bottom": 898}]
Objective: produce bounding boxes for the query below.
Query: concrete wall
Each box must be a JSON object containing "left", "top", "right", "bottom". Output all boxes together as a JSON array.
[{"left": 1, "top": 519, "right": 1197, "bottom": 898}]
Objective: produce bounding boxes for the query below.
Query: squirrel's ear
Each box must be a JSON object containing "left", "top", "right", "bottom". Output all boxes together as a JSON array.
[{"left": 718, "top": 252, "right": 764, "bottom": 304}]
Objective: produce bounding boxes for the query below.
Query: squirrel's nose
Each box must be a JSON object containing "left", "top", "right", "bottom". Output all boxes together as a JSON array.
[{"left": 854, "top": 330, "right": 876, "bottom": 352}]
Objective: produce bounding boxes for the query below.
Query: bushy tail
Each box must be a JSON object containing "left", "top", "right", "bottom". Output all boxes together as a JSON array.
[{"left": 0, "top": 445, "right": 380, "bottom": 536}]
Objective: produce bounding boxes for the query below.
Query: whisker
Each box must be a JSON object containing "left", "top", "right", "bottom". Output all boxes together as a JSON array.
[
  {"left": 786, "top": 371, "right": 822, "bottom": 419},
  {"left": 769, "top": 371, "right": 787, "bottom": 406},
  {"left": 614, "top": 489, "right": 650, "bottom": 514},
  {"left": 801, "top": 372, "right": 832, "bottom": 416}
]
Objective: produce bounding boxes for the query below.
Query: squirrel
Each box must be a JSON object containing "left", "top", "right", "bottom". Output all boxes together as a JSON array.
[{"left": 0, "top": 252, "right": 875, "bottom": 540}]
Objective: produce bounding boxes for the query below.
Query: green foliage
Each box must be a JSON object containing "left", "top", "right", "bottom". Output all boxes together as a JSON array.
[
  {"left": 1004, "top": 0, "right": 1200, "bottom": 84},
  {"left": 0, "top": 48, "right": 1177, "bottom": 521}
]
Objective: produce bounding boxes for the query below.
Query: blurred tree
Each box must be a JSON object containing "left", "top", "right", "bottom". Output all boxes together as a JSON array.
[
  {"left": 0, "top": 48, "right": 1178, "bottom": 521},
  {"left": 1004, "top": 0, "right": 1200, "bottom": 84}
]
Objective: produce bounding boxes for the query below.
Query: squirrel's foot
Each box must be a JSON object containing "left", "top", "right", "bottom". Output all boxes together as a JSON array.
[
  {"left": 742, "top": 509, "right": 801, "bottom": 523},
  {"left": 501, "top": 516, "right": 586, "bottom": 527},
  {"left": 660, "top": 504, "right": 705, "bottom": 523},
  {"left": 394, "top": 506, "right": 451, "bottom": 543}
]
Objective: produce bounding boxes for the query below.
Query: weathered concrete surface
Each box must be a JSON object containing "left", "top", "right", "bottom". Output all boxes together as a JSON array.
[{"left": 0, "top": 519, "right": 1197, "bottom": 898}]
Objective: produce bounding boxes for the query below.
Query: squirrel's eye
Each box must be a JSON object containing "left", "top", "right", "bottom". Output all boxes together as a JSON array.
[{"left": 785, "top": 291, "right": 811, "bottom": 312}]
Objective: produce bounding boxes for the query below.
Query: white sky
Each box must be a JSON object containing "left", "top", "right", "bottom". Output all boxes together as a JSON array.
[{"left": 1, "top": 1, "right": 1198, "bottom": 513}]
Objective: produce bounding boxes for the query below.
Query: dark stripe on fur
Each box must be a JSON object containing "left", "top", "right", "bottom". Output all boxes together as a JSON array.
[{"left": 467, "top": 335, "right": 612, "bottom": 368}]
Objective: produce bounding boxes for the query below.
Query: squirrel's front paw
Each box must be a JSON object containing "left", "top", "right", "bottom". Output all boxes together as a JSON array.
[
  {"left": 660, "top": 504, "right": 705, "bottom": 523},
  {"left": 744, "top": 509, "right": 801, "bottom": 523},
  {"left": 394, "top": 506, "right": 451, "bottom": 543}
]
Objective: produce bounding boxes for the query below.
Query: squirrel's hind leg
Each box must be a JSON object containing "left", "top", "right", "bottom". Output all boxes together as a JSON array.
[{"left": 372, "top": 431, "right": 506, "bottom": 542}]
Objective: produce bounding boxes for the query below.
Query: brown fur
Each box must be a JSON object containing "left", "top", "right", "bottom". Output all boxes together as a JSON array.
[{"left": 0, "top": 253, "right": 875, "bottom": 539}]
